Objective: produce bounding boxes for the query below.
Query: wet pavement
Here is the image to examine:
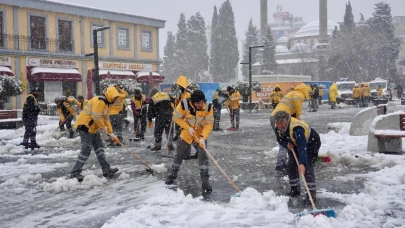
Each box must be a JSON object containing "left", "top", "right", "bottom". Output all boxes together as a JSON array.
[{"left": 0, "top": 103, "right": 380, "bottom": 216}]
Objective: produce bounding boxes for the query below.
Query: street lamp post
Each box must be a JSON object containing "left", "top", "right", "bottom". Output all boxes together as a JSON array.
[
  {"left": 92, "top": 26, "right": 109, "bottom": 95},
  {"left": 240, "top": 45, "right": 264, "bottom": 112}
]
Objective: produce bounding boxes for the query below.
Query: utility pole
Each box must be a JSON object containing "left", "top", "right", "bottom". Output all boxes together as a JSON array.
[
  {"left": 90, "top": 26, "right": 109, "bottom": 95},
  {"left": 240, "top": 45, "right": 264, "bottom": 112}
]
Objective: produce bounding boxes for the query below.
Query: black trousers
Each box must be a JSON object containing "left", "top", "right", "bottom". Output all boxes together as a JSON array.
[
  {"left": 154, "top": 115, "right": 173, "bottom": 148},
  {"left": 23, "top": 119, "right": 37, "bottom": 144}
]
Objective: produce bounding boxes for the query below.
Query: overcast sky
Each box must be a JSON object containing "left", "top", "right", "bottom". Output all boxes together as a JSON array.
[{"left": 58, "top": 0, "right": 405, "bottom": 57}]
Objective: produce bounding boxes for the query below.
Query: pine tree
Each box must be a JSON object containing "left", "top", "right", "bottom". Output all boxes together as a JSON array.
[
  {"left": 367, "top": 2, "right": 401, "bottom": 83},
  {"left": 241, "top": 18, "right": 259, "bottom": 79},
  {"left": 209, "top": 6, "right": 220, "bottom": 79},
  {"left": 174, "top": 13, "right": 188, "bottom": 78},
  {"left": 215, "top": 0, "right": 239, "bottom": 83},
  {"left": 185, "top": 12, "right": 209, "bottom": 82},
  {"left": 343, "top": 1, "right": 355, "bottom": 32},
  {"left": 261, "top": 25, "right": 277, "bottom": 75},
  {"left": 162, "top": 31, "right": 176, "bottom": 82}
]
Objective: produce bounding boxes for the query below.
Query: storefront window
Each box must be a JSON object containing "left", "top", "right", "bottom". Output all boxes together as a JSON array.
[
  {"left": 58, "top": 20, "right": 73, "bottom": 52},
  {"left": 30, "top": 15, "right": 46, "bottom": 50},
  {"left": 62, "top": 81, "right": 77, "bottom": 98}
]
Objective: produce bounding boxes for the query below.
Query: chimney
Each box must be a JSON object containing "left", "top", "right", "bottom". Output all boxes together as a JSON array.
[
  {"left": 319, "top": 0, "right": 328, "bottom": 43},
  {"left": 260, "top": 0, "right": 268, "bottom": 42}
]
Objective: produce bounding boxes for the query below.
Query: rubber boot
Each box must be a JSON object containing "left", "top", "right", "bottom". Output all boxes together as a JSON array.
[
  {"left": 165, "top": 169, "right": 178, "bottom": 185},
  {"left": 285, "top": 186, "right": 301, "bottom": 197},
  {"left": 302, "top": 190, "right": 316, "bottom": 205}
]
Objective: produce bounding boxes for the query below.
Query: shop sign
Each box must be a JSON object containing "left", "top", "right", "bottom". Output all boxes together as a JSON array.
[
  {"left": 0, "top": 56, "right": 11, "bottom": 66},
  {"left": 99, "top": 61, "right": 152, "bottom": 71},
  {"left": 27, "top": 58, "right": 78, "bottom": 68},
  {"left": 256, "top": 87, "right": 273, "bottom": 99}
]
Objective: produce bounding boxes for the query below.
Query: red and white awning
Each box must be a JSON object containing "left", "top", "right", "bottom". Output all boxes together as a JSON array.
[
  {"left": 29, "top": 67, "right": 81, "bottom": 82},
  {"left": 0, "top": 66, "right": 14, "bottom": 76}
]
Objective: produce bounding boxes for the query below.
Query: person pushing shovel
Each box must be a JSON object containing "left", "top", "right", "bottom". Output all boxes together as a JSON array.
[
  {"left": 165, "top": 90, "right": 214, "bottom": 194},
  {"left": 70, "top": 86, "right": 120, "bottom": 181},
  {"left": 273, "top": 110, "right": 321, "bottom": 205}
]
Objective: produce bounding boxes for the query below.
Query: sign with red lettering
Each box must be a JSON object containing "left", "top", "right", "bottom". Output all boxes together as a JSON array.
[{"left": 26, "top": 58, "right": 78, "bottom": 68}]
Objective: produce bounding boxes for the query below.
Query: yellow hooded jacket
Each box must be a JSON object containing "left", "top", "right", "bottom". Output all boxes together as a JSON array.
[
  {"left": 226, "top": 91, "right": 240, "bottom": 110},
  {"left": 109, "top": 89, "right": 128, "bottom": 115},
  {"left": 57, "top": 97, "right": 81, "bottom": 121},
  {"left": 329, "top": 83, "right": 338, "bottom": 102},
  {"left": 173, "top": 99, "right": 214, "bottom": 144},
  {"left": 74, "top": 86, "right": 120, "bottom": 134},
  {"left": 352, "top": 87, "right": 361, "bottom": 98},
  {"left": 361, "top": 84, "right": 371, "bottom": 96},
  {"left": 270, "top": 87, "right": 284, "bottom": 104},
  {"left": 271, "top": 83, "right": 309, "bottom": 119}
]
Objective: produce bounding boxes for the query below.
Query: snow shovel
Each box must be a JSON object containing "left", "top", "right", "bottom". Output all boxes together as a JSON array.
[
  {"left": 291, "top": 148, "right": 336, "bottom": 218},
  {"left": 109, "top": 134, "right": 155, "bottom": 175},
  {"left": 55, "top": 114, "right": 72, "bottom": 131},
  {"left": 192, "top": 133, "right": 241, "bottom": 197}
]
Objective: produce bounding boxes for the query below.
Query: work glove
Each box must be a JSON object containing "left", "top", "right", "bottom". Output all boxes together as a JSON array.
[
  {"left": 188, "top": 127, "right": 195, "bottom": 136},
  {"left": 147, "top": 122, "right": 153, "bottom": 128},
  {"left": 99, "top": 127, "right": 108, "bottom": 134},
  {"left": 199, "top": 138, "right": 205, "bottom": 147},
  {"left": 109, "top": 133, "right": 120, "bottom": 143}
]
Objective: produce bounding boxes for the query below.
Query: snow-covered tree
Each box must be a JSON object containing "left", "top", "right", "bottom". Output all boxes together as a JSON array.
[
  {"left": 209, "top": 6, "right": 220, "bottom": 79},
  {"left": 0, "top": 75, "right": 23, "bottom": 98},
  {"left": 241, "top": 18, "right": 260, "bottom": 79},
  {"left": 232, "top": 80, "right": 261, "bottom": 102},
  {"left": 185, "top": 12, "right": 209, "bottom": 82},
  {"left": 100, "top": 79, "right": 140, "bottom": 95},
  {"left": 174, "top": 13, "right": 188, "bottom": 78},
  {"left": 261, "top": 25, "right": 277, "bottom": 75},
  {"left": 366, "top": 2, "right": 401, "bottom": 83},
  {"left": 343, "top": 1, "right": 355, "bottom": 32},
  {"left": 162, "top": 31, "right": 177, "bottom": 82},
  {"left": 215, "top": 0, "right": 239, "bottom": 82}
]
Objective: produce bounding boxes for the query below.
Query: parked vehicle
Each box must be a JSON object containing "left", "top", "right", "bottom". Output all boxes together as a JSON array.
[
  {"left": 369, "top": 77, "right": 388, "bottom": 100},
  {"left": 336, "top": 81, "right": 356, "bottom": 104}
]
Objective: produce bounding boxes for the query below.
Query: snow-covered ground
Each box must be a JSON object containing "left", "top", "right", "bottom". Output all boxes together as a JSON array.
[{"left": 1, "top": 105, "right": 405, "bottom": 228}]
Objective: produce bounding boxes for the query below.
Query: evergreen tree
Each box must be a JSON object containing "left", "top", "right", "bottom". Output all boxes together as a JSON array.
[
  {"left": 162, "top": 31, "right": 176, "bottom": 82},
  {"left": 343, "top": 1, "right": 355, "bottom": 32},
  {"left": 185, "top": 12, "right": 209, "bottom": 82},
  {"left": 367, "top": 2, "right": 401, "bottom": 83},
  {"left": 174, "top": 13, "right": 188, "bottom": 78},
  {"left": 261, "top": 25, "right": 277, "bottom": 75},
  {"left": 241, "top": 18, "right": 260, "bottom": 79},
  {"left": 0, "top": 75, "right": 23, "bottom": 98},
  {"left": 215, "top": 0, "right": 239, "bottom": 83},
  {"left": 209, "top": 6, "right": 220, "bottom": 79}
]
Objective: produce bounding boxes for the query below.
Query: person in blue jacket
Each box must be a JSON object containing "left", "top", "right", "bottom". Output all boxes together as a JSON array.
[{"left": 273, "top": 110, "right": 321, "bottom": 205}]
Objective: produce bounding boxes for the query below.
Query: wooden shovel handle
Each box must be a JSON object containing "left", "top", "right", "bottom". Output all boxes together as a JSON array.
[{"left": 291, "top": 148, "right": 316, "bottom": 209}]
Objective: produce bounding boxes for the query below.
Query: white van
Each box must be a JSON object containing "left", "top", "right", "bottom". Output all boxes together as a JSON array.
[
  {"left": 336, "top": 81, "right": 356, "bottom": 103},
  {"left": 368, "top": 77, "right": 388, "bottom": 100}
]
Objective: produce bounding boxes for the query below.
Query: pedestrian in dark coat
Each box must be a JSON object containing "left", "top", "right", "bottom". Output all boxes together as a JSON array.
[{"left": 22, "top": 86, "right": 42, "bottom": 150}]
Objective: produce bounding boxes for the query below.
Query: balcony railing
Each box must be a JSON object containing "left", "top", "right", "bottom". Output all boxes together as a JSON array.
[{"left": 0, "top": 34, "right": 74, "bottom": 53}]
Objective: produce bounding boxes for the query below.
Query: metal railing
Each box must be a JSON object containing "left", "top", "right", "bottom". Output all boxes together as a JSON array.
[{"left": 0, "top": 34, "right": 74, "bottom": 53}]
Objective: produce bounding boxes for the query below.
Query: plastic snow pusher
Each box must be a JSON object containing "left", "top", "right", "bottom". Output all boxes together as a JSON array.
[{"left": 291, "top": 148, "right": 336, "bottom": 218}]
